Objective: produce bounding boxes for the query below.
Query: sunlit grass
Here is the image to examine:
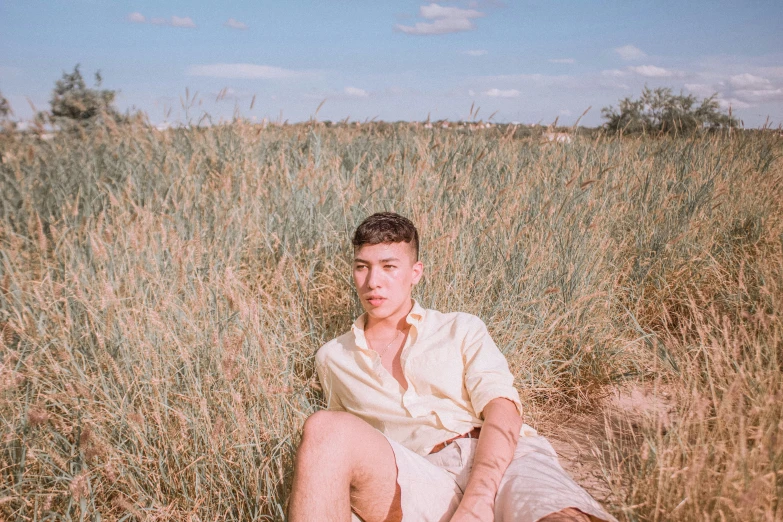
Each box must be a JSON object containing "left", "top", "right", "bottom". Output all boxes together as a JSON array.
[{"left": 1, "top": 121, "right": 781, "bottom": 520}]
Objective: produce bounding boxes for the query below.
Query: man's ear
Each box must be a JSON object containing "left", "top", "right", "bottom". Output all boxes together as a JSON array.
[{"left": 411, "top": 260, "right": 424, "bottom": 285}]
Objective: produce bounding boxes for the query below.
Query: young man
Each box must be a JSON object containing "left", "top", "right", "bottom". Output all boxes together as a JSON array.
[{"left": 288, "top": 213, "right": 616, "bottom": 522}]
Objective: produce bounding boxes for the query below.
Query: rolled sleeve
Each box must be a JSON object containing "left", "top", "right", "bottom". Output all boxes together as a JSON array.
[
  {"left": 462, "top": 318, "right": 523, "bottom": 419},
  {"left": 315, "top": 355, "right": 345, "bottom": 412}
]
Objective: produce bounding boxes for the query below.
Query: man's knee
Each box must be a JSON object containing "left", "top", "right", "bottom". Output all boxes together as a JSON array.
[{"left": 299, "top": 410, "right": 356, "bottom": 453}]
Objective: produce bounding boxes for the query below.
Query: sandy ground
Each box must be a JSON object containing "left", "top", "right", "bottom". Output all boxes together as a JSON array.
[{"left": 543, "top": 384, "right": 676, "bottom": 513}]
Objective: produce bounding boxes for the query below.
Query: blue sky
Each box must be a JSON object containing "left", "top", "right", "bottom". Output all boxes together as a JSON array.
[{"left": 1, "top": 0, "right": 782, "bottom": 127}]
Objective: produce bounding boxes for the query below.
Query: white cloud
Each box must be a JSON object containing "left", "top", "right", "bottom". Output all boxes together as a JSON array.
[
  {"left": 595, "top": 70, "right": 630, "bottom": 89},
  {"left": 141, "top": 15, "right": 195, "bottom": 27},
  {"left": 344, "top": 87, "right": 369, "bottom": 98},
  {"left": 756, "top": 66, "right": 783, "bottom": 79},
  {"left": 420, "top": 4, "right": 484, "bottom": 20},
  {"left": 463, "top": 50, "right": 488, "bottom": 56},
  {"left": 481, "top": 73, "right": 571, "bottom": 87},
  {"left": 549, "top": 58, "right": 575, "bottom": 64},
  {"left": 484, "top": 88, "right": 520, "bottom": 98},
  {"left": 224, "top": 18, "right": 248, "bottom": 30},
  {"left": 629, "top": 65, "right": 678, "bottom": 78},
  {"left": 614, "top": 44, "right": 646, "bottom": 61},
  {"left": 187, "top": 63, "right": 308, "bottom": 79},
  {"left": 395, "top": 3, "right": 485, "bottom": 35},
  {"left": 171, "top": 16, "right": 196, "bottom": 28},
  {"left": 681, "top": 58, "right": 783, "bottom": 113},
  {"left": 684, "top": 76, "right": 782, "bottom": 109},
  {"left": 729, "top": 73, "right": 772, "bottom": 89},
  {"left": 468, "top": 89, "right": 476, "bottom": 96},
  {"left": 717, "top": 98, "right": 752, "bottom": 110},
  {"left": 685, "top": 83, "right": 716, "bottom": 98},
  {"left": 733, "top": 88, "right": 783, "bottom": 102},
  {"left": 396, "top": 17, "right": 474, "bottom": 35}
]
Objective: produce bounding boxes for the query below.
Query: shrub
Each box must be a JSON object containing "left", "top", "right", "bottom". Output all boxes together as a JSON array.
[
  {"left": 0, "top": 91, "right": 14, "bottom": 133},
  {"left": 36, "top": 64, "right": 126, "bottom": 130},
  {"left": 0, "top": 91, "right": 11, "bottom": 120},
  {"left": 602, "top": 86, "right": 739, "bottom": 135}
]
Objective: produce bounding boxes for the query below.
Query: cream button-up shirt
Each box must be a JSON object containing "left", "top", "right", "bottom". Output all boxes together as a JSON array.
[{"left": 315, "top": 300, "right": 533, "bottom": 456}]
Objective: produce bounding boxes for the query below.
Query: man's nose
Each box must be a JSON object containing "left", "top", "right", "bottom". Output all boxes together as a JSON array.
[{"left": 367, "top": 267, "right": 381, "bottom": 288}]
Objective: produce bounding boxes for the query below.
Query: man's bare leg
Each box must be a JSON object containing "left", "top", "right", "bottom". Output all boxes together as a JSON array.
[{"left": 288, "top": 411, "right": 402, "bottom": 522}]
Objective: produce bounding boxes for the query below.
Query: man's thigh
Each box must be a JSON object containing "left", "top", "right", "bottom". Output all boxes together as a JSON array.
[
  {"left": 298, "top": 411, "right": 466, "bottom": 522},
  {"left": 302, "top": 411, "right": 402, "bottom": 522},
  {"left": 344, "top": 417, "right": 402, "bottom": 522}
]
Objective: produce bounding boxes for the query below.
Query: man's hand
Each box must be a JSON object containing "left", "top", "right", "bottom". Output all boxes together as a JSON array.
[{"left": 450, "top": 397, "right": 522, "bottom": 521}]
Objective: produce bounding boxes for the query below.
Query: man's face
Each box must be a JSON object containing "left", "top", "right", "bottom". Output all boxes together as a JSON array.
[{"left": 353, "top": 242, "right": 423, "bottom": 322}]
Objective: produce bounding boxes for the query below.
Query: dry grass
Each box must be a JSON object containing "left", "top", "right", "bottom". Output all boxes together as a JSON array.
[{"left": 0, "top": 122, "right": 781, "bottom": 521}]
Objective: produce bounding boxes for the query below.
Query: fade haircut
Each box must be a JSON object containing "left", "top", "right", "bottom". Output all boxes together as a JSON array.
[{"left": 352, "top": 212, "right": 419, "bottom": 261}]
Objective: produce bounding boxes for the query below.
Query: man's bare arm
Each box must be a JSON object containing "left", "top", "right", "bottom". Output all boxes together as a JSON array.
[{"left": 450, "top": 397, "right": 522, "bottom": 521}]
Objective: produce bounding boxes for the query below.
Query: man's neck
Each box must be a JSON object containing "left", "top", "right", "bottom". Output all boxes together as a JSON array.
[{"left": 364, "top": 299, "right": 414, "bottom": 335}]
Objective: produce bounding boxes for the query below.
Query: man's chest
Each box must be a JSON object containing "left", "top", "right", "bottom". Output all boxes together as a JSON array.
[{"left": 338, "top": 331, "right": 469, "bottom": 408}]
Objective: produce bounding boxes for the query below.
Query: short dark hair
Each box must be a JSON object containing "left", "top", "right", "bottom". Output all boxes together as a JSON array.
[{"left": 352, "top": 212, "right": 419, "bottom": 261}]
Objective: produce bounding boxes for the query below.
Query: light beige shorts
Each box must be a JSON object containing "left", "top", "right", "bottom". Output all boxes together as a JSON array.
[{"left": 353, "top": 434, "right": 617, "bottom": 522}]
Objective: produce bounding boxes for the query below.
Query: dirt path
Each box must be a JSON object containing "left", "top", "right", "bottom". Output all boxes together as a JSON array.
[
  {"left": 547, "top": 419, "right": 615, "bottom": 506},
  {"left": 539, "top": 384, "right": 676, "bottom": 515}
]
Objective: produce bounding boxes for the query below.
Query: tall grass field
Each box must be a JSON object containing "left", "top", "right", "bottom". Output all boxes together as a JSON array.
[{"left": 1, "top": 122, "right": 781, "bottom": 521}]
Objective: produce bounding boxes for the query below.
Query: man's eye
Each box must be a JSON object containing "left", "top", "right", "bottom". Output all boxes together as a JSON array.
[{"left": 385, "top": 265, "right": 396, "bottom": 269}]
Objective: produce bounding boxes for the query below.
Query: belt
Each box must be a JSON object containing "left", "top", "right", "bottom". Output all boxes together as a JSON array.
[{"left": 429, "top": 427, "right": 481, "bottom": 454}]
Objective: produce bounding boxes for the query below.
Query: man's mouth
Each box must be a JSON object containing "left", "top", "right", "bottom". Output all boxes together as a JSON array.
[{"left": 366, "top": 296, "right": 385, "bottom": 306}]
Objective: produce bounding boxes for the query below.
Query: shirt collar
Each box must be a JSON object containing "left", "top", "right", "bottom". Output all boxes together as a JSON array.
[
  {"left": 351, "top": 299, "right": 425, "bottom": 351},
  {"left": 407, "top": 299, "right": 426, "bottom": 325}
]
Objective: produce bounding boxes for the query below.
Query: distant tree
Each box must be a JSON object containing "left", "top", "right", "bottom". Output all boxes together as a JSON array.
[
  {"left": 0, "top": 90, "right": 16, "bottom": 133},
  {"left": 602, "top": 86, "right": 739, "bottom": 135},
  {"left": 38, "top": 65, "right": 125, "bottom": 130},
  {"left": 0, "top": 91, "right": 11, "bottom": 119}
]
